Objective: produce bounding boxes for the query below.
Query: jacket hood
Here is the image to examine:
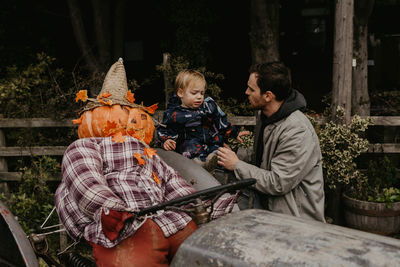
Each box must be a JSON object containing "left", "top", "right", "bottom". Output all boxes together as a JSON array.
[{"left": 166, "top": 94, "right": 182, "bottom": 109}]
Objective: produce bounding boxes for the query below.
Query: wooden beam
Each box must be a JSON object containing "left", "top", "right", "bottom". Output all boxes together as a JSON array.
[
  {"left": 0, "top": 172, "right": 61, "bottom": 182},
  {"left": 0, "top": 118, "right": 75, "bottom": 128},
  {"left": 368, "top": 143, "right": 400, "bottom": 153},
  {"left": 0, "top": 146, "right": 67, "bottom": 156}
]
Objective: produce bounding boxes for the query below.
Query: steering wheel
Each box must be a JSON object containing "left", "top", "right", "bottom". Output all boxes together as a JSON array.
[{"left": 136, "top": 178, "right": 256, "bottom": 224}]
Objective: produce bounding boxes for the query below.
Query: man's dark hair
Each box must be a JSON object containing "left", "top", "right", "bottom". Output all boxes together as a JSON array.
[{"left": 249, "top": 62, "right": 292, "bottom": 101}]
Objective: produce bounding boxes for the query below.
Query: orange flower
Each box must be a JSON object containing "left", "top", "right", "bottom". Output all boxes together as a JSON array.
[
  {"left": 76, "top": 90, "right": 88, "bottom": 102},
  {"left": 145, "top": 103, "right": 158, "bottom": 114},
  {"left": 98, "top": 91, "right": 112, "bottom": 99},
  {"left": 134, "top": 153, "right": 145, "bottom": 165},
  {"left": 99, "top": 99, "right": 113, "bottom": 106},
  {"left": 144, "top": 147, "right": 157, "bottom": 158},
  {"left": 126, "top": 90, "right": 135, "bottom": 104},
  {"left": 72, "top": 115, "right": 83, "bottom": 125},
  {"left": 152, "top": 172, "right": 161, "bottom": 184},
  {"left": 112, "top": 131, "right": 126, "bottom": 143}
]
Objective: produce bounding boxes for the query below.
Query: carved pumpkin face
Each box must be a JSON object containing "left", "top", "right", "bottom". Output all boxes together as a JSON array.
[{"left": 78, "top": 105, "right": 155, "bottom": 145}]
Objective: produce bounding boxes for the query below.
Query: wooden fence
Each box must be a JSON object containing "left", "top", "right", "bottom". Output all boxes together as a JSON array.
[{"left": 0, "top": 113, "right": 399, "bottom": 185}]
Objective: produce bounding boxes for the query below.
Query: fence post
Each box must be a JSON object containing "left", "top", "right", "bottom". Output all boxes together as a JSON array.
[
  {"left": 162, "top": 53, "right": 174, "bottom": 105},
  {"left": 0, "top": 115, "right": 10, "bottom": 196}
]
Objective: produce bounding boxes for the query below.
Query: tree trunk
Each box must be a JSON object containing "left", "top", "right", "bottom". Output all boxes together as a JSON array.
[
  {"left": 67, "top": 0, "right": 100, "bottom": 76},
  {"left": 332, "top": 0, "right": 354, "bottom": 123},
  {"left": 352, "top": 0, "right": 374, "bottom": 116},
  {"left": 249, "top": 0, "right": 280, "bottom": 64},
  {"left": 92, "top": 0, "right": 112, "bottom": 70},
  {"left": 113, "top": 0, "right": 126, "bottom": 60}
]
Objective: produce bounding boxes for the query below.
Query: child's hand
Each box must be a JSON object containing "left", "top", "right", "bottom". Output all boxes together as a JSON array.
[
  {"left": 163, "top": 139, "right": 176, "bottom": 151},
  {"left": 236, "top": 131, "right": 251, "bottom": 143}
]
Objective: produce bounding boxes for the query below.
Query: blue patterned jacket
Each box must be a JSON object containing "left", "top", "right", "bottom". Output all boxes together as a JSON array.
[{"left": 157, "top": 95, "right": 239, "bottom": 159}]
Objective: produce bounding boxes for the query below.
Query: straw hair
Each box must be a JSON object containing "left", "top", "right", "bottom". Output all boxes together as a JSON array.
[{"left": 84, "top": 58, "right": 138, "bottom": 111}]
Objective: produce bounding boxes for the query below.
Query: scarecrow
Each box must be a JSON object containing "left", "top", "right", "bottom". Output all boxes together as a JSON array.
[{"left": 54, "top": 58, "right": 238, "bottom": 266}]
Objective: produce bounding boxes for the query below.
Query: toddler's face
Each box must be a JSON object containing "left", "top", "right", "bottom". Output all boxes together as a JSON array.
[{"left": 178, "top": 82, "right": 205, "bottom": 109}]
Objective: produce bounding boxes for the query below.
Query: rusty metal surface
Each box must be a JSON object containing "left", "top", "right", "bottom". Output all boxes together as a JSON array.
[
  {"left": 0, "top": 200, "right": 39, "bottom": 267},
  {"left": 171, "top": 209, "right": 400, "bottom": 266}
]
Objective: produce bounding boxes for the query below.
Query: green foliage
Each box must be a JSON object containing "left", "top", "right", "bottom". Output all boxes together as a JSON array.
[
  {"left": 369, "top": 90, "right": 400, "bottom": 115},
  {"left": 0, "top": 156, "right": 60, "bottom": 234},
  {"left": 317, "top": 106, "right": 373, "bottom": 190},
  {"left": 159, "top": 0, "right": 216, "bottom": 66},
  {"left": 0, "top": 52, "right": 77, "bottom": 119},
  {"left": 369, "top": 187, "right": 400, "bottom": 208},
  {"left": 227, "top": 128, "right": 254, "bottom": 150},
  {"left": 348, "top": 156, "right": 400, "bottom": 206}
]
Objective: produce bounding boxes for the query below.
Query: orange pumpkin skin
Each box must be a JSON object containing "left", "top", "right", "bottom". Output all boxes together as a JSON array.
[
  {"left": 126, "top": 107, "right": 155, "bottom": 145},
  {"left": 78, "top": 105, "right": 155, "bottom": 145}
]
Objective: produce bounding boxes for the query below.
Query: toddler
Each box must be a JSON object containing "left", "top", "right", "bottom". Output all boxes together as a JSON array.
[{"left": 157, "top": 69, "right": 249, "bottom": 172}]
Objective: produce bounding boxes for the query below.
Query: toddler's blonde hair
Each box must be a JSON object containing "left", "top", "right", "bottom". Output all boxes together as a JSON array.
[{"left": 174, "top": 69, "right": 206, "bottom": 93}]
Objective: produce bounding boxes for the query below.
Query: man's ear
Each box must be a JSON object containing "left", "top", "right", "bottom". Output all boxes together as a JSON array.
[
  {"left": 264, "top": 91, "right": 275, "bottom": 102},
  {"left": 177, "top": 88, "right": 184, "bottom": 98}
]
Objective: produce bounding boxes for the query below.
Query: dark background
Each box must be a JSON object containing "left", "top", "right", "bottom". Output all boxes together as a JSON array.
[{"left": 1, "top": 0, "right": 399, "bottom": 112}]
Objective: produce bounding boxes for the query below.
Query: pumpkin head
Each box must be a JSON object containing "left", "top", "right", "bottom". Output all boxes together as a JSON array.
[{"left": 74, "top": 58, "right": 156, "bottom": 145}]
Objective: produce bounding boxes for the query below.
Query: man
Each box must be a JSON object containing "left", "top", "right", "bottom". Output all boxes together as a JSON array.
[{"left": 217, "top": 61, "right": 325, "bottom": 222}]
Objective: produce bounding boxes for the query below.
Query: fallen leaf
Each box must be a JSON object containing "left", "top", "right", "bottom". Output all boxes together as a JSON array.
[
  {"left": 126, "top": 90, "right": 135, "bottom": 104},
  {"left": 152, "top": 172, "right": 161, "bottom": 184},
  {"left": 98, "top": 91, "right": 112, "bottom": 99},
  {"left": 134, "top": 153, "right": 145, "bottom": 165},
  {"left": 72, "top": 115, "right": 83, "bottom": 125},
  {"left": 112, "top": 131, "right": 126, "bottom": 143},
  {"left": 103, "top": 121, "right": 119, "bottom": 136},
  {"left": 99, "top": 99, "right": 113, "bottom": 106},
  {"left": 144, "top": 147, "right": 157, "bottom": 158},
  {"left": 145, "top": 103, "right": 158, "bottom": 114},
  {"left": 76, "top": 90, "right": 88, "bottom": 102}
]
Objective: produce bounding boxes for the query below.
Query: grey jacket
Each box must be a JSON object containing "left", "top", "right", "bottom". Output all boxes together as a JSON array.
[{"left": 234, "top": 110, "right": 325, "bottom": 222}]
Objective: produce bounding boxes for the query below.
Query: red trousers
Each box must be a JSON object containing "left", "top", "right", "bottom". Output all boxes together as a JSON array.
[{"left": 91, "top": 219, "right": 197, "bottom": 267}]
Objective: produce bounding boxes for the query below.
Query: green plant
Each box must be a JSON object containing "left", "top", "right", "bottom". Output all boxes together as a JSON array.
[
  {"left": 0, "top": 156, "right": 60, "bottom": 234},
  {"left": 317, "top": 106, "right": 373, "bottom": 190},
  {"left": 348, "top": 156, "right": 400, "bottom": 207},
  {"left": 227, "top": 128, "right": 254, "bottom": 151}
]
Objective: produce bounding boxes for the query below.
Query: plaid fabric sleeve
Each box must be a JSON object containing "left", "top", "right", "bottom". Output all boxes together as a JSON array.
[{"left": 62, "top": 138, "right": 127, "bottom": 219}]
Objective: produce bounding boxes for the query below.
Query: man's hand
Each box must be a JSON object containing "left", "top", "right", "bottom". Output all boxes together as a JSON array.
[
  {"left": 217, "top": 145, "right": 239, "bottom": 171},
  {"left": 236, "top": 130, "right": 251, "bottom": 143},
  {"left": 163, "top": 139, "right": 176, "bottom": 151}
]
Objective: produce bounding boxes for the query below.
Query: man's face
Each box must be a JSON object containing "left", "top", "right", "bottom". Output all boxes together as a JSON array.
[{"left": 245, "top": 73, "right": 267, "bottom": 110}]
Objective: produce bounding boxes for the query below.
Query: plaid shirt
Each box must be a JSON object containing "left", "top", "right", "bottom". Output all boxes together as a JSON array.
[{"left": 55, "top": 136, "right": 237, "bottom": 248}]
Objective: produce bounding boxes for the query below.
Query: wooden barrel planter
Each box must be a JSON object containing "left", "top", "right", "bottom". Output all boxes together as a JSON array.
[{"left": 342, "top": 193, "right": 400, "bottom": 235}]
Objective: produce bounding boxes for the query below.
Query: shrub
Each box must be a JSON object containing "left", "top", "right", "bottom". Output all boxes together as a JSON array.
[{"left": 316, "top": 106, "right": 373, "bottom": 190}]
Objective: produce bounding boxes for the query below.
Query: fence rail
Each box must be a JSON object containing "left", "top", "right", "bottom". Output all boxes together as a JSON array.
[{"left": 0, "top": 114, "right": 399, "bottom": 183}]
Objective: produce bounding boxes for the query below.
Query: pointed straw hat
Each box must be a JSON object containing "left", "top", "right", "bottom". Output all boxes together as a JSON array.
[{"left": 83, "top": 58, "right": 142, "bottom": 111}]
